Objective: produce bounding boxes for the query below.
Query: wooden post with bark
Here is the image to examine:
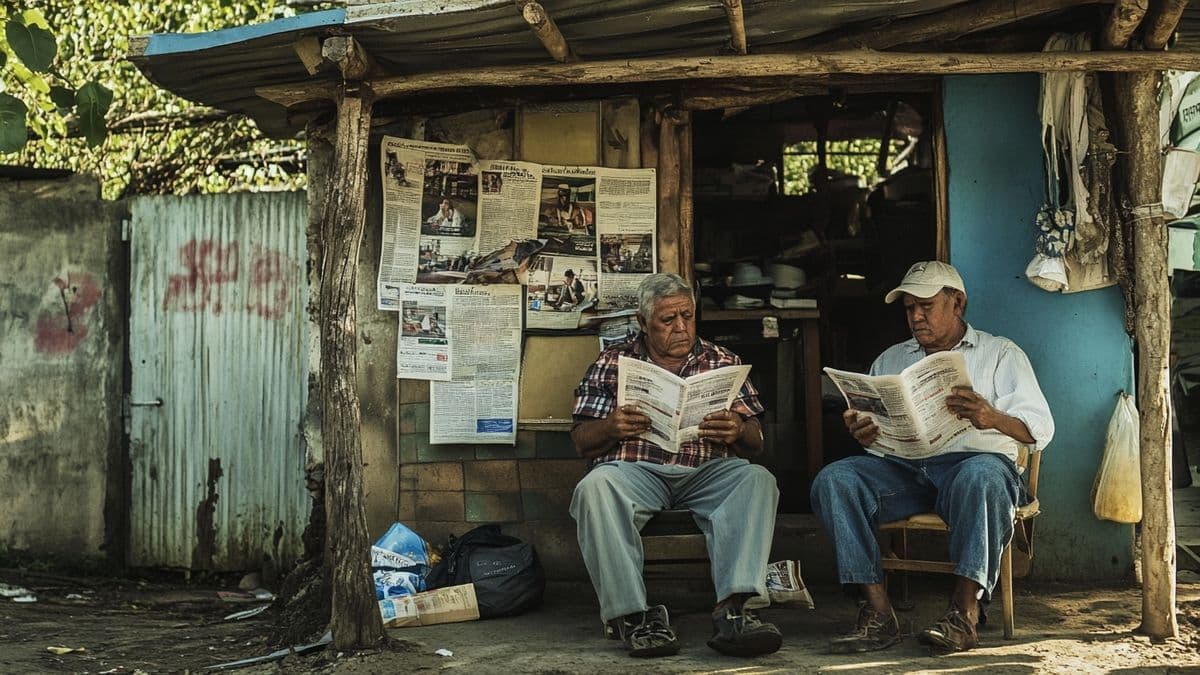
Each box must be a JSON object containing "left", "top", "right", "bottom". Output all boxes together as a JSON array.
[
  {"left": 1112, "top": 68, "right": 1178, "bottom": 639},
  {"left": 318, "top": 36, "right": 386, "bottom": 650}
]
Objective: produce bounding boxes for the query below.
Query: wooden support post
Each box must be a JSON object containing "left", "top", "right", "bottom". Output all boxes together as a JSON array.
[
  {"left": 678, "top": 111, "right": 694, "bottom": 285},
  {"left": 1113, "top": 69, "right": 1178, "bottom": 639},
  {"left": 1101, "top": 0, "right": 1150, "bottom": 49},
  {"left": 319, "top": 38, "right": 385, "bottom": 650},
  {"left": 516, "top": 0, "right": 575, "bottom": 63},
  {"left": 722, "top": 0, "right": 748, "bottom": 55},
  {"left": 1143, "top": 0, "right": 1189, "bottom": 50},
  {"left": 657, "top": 109, "right": 682, "bottom": 276}
]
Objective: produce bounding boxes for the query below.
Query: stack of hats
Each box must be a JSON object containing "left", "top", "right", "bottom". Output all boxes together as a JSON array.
[
  {"left": 768, "top": 263, "right": 807, "bottom": 299},
  {"left": 728, "top": 262, "right": 772, "bottom": 308}
]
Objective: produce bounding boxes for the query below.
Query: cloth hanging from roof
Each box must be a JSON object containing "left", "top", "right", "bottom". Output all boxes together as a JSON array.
[{"left": 1026, "top": 32, "right": 1117, "bottom": 294}]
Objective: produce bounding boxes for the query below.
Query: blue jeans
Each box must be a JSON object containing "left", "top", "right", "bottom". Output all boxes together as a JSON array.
[{"left": 810, "top": 452, "right": 1023, "bottom": 593}]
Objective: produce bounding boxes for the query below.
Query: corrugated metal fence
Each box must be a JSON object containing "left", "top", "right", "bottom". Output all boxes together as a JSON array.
[{"left": 128, "top": 192, "right": 309, "bottom": 570}]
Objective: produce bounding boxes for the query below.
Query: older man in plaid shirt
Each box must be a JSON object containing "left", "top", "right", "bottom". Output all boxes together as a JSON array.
[{"left": 569, "top": 273, "right": 782, "bottom": 659}]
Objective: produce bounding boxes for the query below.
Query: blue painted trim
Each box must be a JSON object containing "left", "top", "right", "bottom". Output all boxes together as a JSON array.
[{"left": 142, "top": 9, "right": 347, "bottom": 57}]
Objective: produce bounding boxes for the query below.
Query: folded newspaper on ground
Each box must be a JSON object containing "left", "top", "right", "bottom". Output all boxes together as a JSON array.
[
  {"left": 823, "top": 351, "right": 973, "bottom": 460},
  {"left": 616, "top": 356, "right": 750, "bottom": 453},
  {"left": 746, "top": 560, "right": 815, "bottom": 610}
]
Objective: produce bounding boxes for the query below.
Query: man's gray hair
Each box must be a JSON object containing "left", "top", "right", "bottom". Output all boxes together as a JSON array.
[{"left": 638, "top": 273, "right": 694, "bottom": 322}]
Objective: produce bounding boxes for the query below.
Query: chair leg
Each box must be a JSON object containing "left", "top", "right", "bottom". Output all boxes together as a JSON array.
[{"left": 1000, "top": 544, "right": 1014, "bottom": 639}]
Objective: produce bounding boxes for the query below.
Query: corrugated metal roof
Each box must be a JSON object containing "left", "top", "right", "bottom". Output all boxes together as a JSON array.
[{"left": 129, "top": 0, "right": 968, "bottom": 137}]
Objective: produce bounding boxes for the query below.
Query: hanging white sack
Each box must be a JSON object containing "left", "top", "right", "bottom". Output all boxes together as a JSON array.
[
  {"left": 1091, "top": 392, "right": 1142, "bottom": 524},
  {"left": 1162, "top": 147, "right": 1200, "bottom": 219}
]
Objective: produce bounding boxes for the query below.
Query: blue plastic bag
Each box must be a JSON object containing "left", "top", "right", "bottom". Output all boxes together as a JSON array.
[
  {"left": 372, "top": 522, "right": 433, "bottom": 600},
  {"left": 373, "top": 522, "right": 431, "bottom": 568}
]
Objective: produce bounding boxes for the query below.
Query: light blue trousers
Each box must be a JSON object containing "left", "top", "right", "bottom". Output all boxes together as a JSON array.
[
  {"left": 810, "top": 452, "right": 1023, "bottom": 593},
  {"left": 570, "top": 457, "right": 779, "bottom": 622}
]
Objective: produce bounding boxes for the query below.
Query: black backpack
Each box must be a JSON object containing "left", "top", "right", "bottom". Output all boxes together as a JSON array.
[{"left": 425, "top": 524, "right": 545, "bottom": 618}]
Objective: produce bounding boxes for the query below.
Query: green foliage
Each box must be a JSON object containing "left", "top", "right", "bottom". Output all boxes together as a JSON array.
[
  {"left": 6, "top": 16, "right": 56, "bottom": 72},
  {"left": 0, "top": 0, "right": 309, "bottom": 198},
  {"left": 783, "top": 139, "right": 908, "bottom": 195},
  {"left": 0, "top": 91, "right": 28, "bottom": 152}
]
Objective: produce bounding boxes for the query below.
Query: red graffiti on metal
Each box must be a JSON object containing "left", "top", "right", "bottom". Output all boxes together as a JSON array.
[
  {"left": 161, "top": 239, "right": 240, "bottom": 314},
  {"left": 34, "top": 273, "right": 102, "bottom": 355},
  {"left": 161, "top": 239, "right": 297, "bottom": 319},
  {"left": 246, "top": 246, "right": 295, "bottom": 320}
]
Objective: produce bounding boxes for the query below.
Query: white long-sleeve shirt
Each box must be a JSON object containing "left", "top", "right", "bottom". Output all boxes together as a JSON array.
[{"left": 868, "top": 324, "right": 1055, "bottom": 462}]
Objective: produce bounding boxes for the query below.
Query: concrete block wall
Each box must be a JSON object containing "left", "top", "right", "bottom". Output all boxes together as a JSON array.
[{"left": 395, "top": 379, "right": 589, "bottom": 578}]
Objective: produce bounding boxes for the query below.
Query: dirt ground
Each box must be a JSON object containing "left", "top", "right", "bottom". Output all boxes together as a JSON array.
[{"left": 2, "top": 568, "right": 1200, "bottom": 675}]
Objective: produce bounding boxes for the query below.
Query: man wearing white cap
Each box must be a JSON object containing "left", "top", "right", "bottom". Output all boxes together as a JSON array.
[{"left": 811, "top": 260, "right": 1054, "bottom": 654}]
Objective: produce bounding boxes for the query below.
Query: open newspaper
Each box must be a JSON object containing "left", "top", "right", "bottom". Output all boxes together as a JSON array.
[
  {"left": 823, "top": 351, "right": 974, "bottom": 459},
  {"left": 616, "top": 356, "right": 750, "bottom": 453}
]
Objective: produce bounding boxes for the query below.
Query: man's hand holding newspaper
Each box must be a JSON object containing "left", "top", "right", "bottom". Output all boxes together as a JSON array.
[{"left": 823, "top": 351, "right": 975, "bottom": 460}]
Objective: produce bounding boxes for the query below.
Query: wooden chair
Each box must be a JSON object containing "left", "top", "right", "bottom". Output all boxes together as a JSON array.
[
  {"left": 641, "top": 509, "right": 709, "bottom": 563},
  {"left": 879, "top": 447, "right": 1042, "bottom": 638}
]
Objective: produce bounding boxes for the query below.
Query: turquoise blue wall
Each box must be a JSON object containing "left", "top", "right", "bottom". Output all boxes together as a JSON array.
[{"left": 943, "top": 75, "right": 1135, "bottom": 580}]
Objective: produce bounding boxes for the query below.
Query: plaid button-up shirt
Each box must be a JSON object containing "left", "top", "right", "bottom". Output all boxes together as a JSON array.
[{"left": 572, "top": 334, "right": 765, "bottom": 468}]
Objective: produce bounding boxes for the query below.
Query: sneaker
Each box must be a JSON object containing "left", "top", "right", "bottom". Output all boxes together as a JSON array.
[
  {"left": 918, "top": 605, "right": 978, "bottom": 653},
  {"left": 619, "top": 605, "right": 680, "bottom": 658},
  {"left": 828, "top": 602, "right": 902, "bottom": 654},
  {"left": 707, "top": 606, "right": 783, "bottom": 657}
]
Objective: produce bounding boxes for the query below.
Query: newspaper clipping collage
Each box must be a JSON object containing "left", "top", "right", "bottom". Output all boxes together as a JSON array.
[{"left": 377, "top": 136, "right": 657, "bottom": 444}]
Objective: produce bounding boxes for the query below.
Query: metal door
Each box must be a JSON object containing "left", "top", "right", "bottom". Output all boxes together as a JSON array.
[{"left": 128, "top": 192, "right": 309, "bottom": 570}]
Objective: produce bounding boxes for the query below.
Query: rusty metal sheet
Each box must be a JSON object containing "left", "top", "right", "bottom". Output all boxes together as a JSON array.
[{"left": 128, "top": 192, "right": 310, "bottom": 571}]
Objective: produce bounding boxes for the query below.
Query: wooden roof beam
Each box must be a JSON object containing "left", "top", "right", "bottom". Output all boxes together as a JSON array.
[
  {"left": 1101, "top": 0, "right": 1149, "bottom": 49},
  {"left": 722, "top": 0, "right": 748, "bottom": 55},
  {"left": 516, "top": 0, "right": 576, "bottom": 63},
  {"left": 256, "top": 50, "right": 1200, "bottom": 108},
  {"left": 1143, "top": 0, "right": 1189, "bottom": 49},
  {"left": 793, "top": 0, "right": 1110, "bottom": 51}
]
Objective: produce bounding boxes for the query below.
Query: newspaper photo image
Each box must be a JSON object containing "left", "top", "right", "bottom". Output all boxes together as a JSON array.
[
  {"left": 396, "top": 284, "right": 451, "bottom": 381},
  {"left": 538, "top": 170, "right": 597, "bottom": 257},
  {"left": 822, "top": 351, "right": 974, "bottom": 459},
  {"left": 418, "top": 155, "right": 479, "bottom": 283},
  {"left": 616, "top": 356, "right": 751, "bottom": 453},
  {"left": 524, "top": 254, "right": 597, "bottom": 330}
]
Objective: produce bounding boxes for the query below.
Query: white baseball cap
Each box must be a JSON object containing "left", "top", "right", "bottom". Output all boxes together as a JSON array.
[{"left": 884, "top": 261, "right": 965, "bottom": 304}]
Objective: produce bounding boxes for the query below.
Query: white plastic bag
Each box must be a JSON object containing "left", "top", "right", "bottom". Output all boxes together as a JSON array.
[{"left": 1092, "top": 392, "right": 1142, "bottom": 523}]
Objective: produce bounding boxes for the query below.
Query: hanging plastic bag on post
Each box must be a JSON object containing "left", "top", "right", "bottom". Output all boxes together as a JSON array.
[{"left": 1092, "top": 392, "right": 1142, "bottom": 523}]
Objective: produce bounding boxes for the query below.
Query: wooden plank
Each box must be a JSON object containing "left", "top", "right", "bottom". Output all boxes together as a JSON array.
[
  {"left": 1144, "top": 0, "right": 1189, "bottom": 49},
  {"left": 700, "top": 308, "right": 820, "bottom": 321},
  {"left": 516, "top": 0, "right": 575, "bottom": 63},
  {"left": 657, "top": 110, "right": 682, "bottom": 276},
  {"left": 678, "top": 110, "right": 695, "bottom": 286},
  {"left": 880, "top": 559, "right": 958, "bottom": 573},
  {"left": 793, "top": 0, "right": 1108, "bottom": 51},
  {"left": 255, "top": 51, "right": 1200, "bottom": 108},
  {"left": 722, "top": 0, "right": 748, "bottom": 55},
  {"left": 1101, "top": 0, "right": 1150, "bottom": 49},
  {"left": 643, "top": 534, "right": 709, "bottom": 562},
  {"left": 934, "top": 82, "right": 951, "bottom": 262},
  {"left": 803, "top": 318, "right": 823, "bottom": 480}
]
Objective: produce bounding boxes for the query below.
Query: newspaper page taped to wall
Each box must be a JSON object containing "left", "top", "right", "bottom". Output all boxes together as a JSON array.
[
  {"left": 823, "top": 351, "right": 974, "bottom": 459},
  {"left": 430, "top": 380, "right": 519, "bottom": 445},
  {"left": 378, "top": 137, "right": 479, "bottom": 309},
  {"left": 616, "top": 356, "right": 750, "bottom": 453},
  {"left": 596, "top": 167, "right": 657, "bottom": 309},
  {"left": 396, "top": 284, "right": 452, "bottom": 380},
  {"left": 448, "top": 284, "right": 522, "bottom": 380},
  {"left": 477, "top": 160, "right": 542, "bottom": 256}
]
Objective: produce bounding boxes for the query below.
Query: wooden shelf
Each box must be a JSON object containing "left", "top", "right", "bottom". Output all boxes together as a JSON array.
[{"left": 700, "top": 308, "right": 820, "bottom": 321}]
